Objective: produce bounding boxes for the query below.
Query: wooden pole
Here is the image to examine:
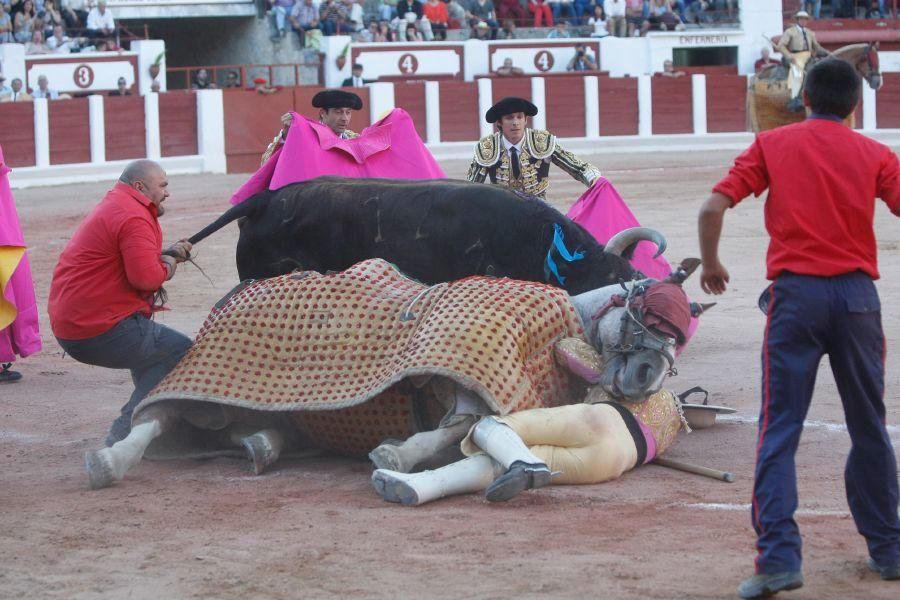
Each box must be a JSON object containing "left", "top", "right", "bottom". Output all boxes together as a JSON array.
[{"left": 654, "top": 456, "right": 735, "bottom": 483}]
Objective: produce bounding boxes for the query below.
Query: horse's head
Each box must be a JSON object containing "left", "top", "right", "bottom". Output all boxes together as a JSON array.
[
  {"left": 835, "top": 42, "right": 883, "bottom": 91},
  {"left": 570, "top": 259, "right": 714, "bottom": 403}
]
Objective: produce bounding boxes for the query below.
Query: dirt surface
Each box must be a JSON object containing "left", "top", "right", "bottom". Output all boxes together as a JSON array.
[{"left": 2, "top": 152, "right": 898, "bottom": 599}]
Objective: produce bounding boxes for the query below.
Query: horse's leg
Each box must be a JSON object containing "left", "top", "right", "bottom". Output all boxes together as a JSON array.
[
  {"left": 84, "top": 404, "right": 175, "bottom": 490},
  {"left": 369, "top": 383, "right": 489, "bottom": 472},
  {"left": 372, "top": 454, "right": 502, "bottom": 506},
  {"left": 237, "top": 428, "right": 287, "bottom": 475}
]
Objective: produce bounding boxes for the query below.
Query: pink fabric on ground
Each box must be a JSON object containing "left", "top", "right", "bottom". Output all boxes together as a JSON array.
[
  {"left": 567, "top": 177, "right": 699, "bottom": 348},
  {"left": 0, "top": 144, "right": 42, "bottom": 362},
  {"left": 230, "top": 108, "right": 446, "bottom": 205}
]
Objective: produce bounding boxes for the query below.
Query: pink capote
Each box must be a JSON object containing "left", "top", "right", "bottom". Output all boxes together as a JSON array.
[
  {"left": 0, "top": 144, "right": 42, "bottom": 362},
  {"left": 568, "top": 177, "right": 698, "bottom": 347},
  {"left": 230, "top": 108, "right": 446, "bottom": 205}
]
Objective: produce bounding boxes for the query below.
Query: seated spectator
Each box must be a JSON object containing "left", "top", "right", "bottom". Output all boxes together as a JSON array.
[
  {"left": 86, "top": 0, "right": 114, "bottom": 39},
  {"left": 192, "top": 68, "right": 217, "bottom": 90},
  {"left": 1, "top": 78, "right": 33, "bottom": 102},
  {"left": 290, "top": 0, "right": 321, "bottom": 45},
  {"left": 404, "top": 21, "right": 423, "bottom": 40},
  {"left": 754, "top": 47, "right": 779, "bottom": 74},
  {"left": 624, "top": 0, "right": 643, "bottom": 36},
  {"left": 268, "top": 0, "right": 295, "bottom": 39},
  {"left": 0, "top": 4, "right": 14, "bottom": 43},
  {"left": 396, "top": 0, "right": 421, "bottom": 23},
  {"left": 499, "top": 17, "right": 516, "bottom": 39},
  {"left": 660, "top": 58, "right": 685, "bottom": 77},
  {"left": 528, "top": 0, "right": 553, "bottom": 27},
  {"left": 465, "top": 0, "right": 498, "bottom": 39},
  {"left": 423, "top": 0, "right": 448, "bottom": 40},
  {"left": 445, "top": 0, "right": 466, "bottom": 26},
  {"left": 341, "top": 62, "right": 372, "bottom": 86},
  {"left": 319, "top": 0, "right": 348, "bottom": 35},
  {"left": 31, "top": 74, "right": 60, "bottom": 99},
  {"left": 805, "top": 1, "right": 821, "bottom": 19},
  {"left": 549, "top": 0, "right": 576, "bottom": 26},
  {"left": 224, "top": 70, "right": 242, "bottom": 88},
  {"left": 374, "top": 19, "right": 395, "bottom": 41},
  {"left": 253, "top": 76, "right": 279, "bottom": 95},
  {"left": 566, "top": 42, "right": 596, "bottom": 70},
  {"left": 588, "top": 4, "right": 608, "bottom": 37},
  {"left": 0, "top": 73, "right": 11, "bottom": 101},
  {"left": 604, "top": 0, "right": 626, "bottom": 37},
  {"left": 58, "top": 0, "right": 82, "bottom": 29},
  {"left": 546, "top": 20, "right": 569, "bottom": 38},
  {"left": 866, "top": 1, "right": 888, "bottom": 18},
  {"left": 344, "top": 0, "right": 364, "bottom": 31},
  {"left": 25, "top": 28, "right": 51, "bottom": 53},
  {"left": 13, "top": 0, "right": 36, "bottom": 43},
  {"left": 41, "top": 0, "right": 63, "bottom": 36},
  {"left": 46, "top": 23, "right": 73, "bottom": 52},
  {"left": 495, "top": 57, "right": 524, "bottom": 76},
  {"left": 495, "top": 0, "right": 524, "bottom": 26},
  {"left": 356, "top": 19, "right": 375, "bottom": 41},
  {"left": 107, "top": 76, "right": 130, "bottom": 96},
  {"left": 642, "top": 0, "right": 682, "bottom": 33}
]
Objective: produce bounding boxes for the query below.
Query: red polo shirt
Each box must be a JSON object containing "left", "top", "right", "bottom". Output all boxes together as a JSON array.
[
  {"left": 713, "top": 116, "right": 900, "bottom": 280},
  {"left": 49, "top": 182, "right": 169, "bottom": 340}
]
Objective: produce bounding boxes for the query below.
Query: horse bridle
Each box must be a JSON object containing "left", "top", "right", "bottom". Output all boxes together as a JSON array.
[{"left": 600, "top": 281, "right": 677, "bottom": 375}]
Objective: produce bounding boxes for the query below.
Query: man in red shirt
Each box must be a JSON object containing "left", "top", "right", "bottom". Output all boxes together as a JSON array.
[
  {"left": 49, "top": 160, "right": 193, "bottom": 447},
  {"left": 699, "top": 59, "right": 900, "bottom": 598}
]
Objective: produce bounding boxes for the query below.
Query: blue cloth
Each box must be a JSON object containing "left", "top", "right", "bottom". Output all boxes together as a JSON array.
[{"left": 752, "top": 272, "right": 900, "bottom": 573}]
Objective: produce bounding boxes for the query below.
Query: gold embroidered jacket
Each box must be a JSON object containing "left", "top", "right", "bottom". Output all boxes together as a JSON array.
[
  {"left": 261, "top": 127, "right": 359, "bottom": 165},
  {"left": 465, "top": 129, "right": 601, "bottom": 198}
]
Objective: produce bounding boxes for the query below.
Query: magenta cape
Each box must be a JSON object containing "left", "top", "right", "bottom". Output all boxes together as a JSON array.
[
  {"left": 567, "top": 177, "right": 698, "bottom": 347},
  {"left": 0, "top": 144, "right": 42, "bottom": 362},
  {"left": 230, "top": 108, "right": 446, "bottom": 205}
]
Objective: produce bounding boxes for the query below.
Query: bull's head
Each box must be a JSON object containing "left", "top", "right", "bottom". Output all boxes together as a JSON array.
[{"left": 569, "top": 258, "right": 712, "bottom": 402}]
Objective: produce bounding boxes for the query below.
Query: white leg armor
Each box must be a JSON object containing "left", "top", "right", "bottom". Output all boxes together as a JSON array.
[
  {"left": 470, "top": 416, "right": 545, "bottom": 469},
  {"left": 372, "top": 454, "right": 502, "bottom": 506}
]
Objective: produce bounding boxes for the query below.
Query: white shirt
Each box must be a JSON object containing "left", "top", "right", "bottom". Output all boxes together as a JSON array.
[
  {"left": 32, "top": 88, "right": 60, "bottom": 99},
  {"left": 589, "top": 16, "right": 608, "bottom": 36},
  {"left": 604, "top": 0, "right": 625, "bottom": 17},
  {"left": 86, "top": 7, "right": 115, "bottom": 31}
]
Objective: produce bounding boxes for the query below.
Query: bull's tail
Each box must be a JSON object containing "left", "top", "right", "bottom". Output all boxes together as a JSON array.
[{"left": 185, "top": 193, "right": 268, "bottom": 245}]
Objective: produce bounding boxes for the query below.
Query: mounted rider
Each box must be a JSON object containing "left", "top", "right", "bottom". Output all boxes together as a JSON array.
[
  {"left": 776, "top": 10, "right": 826, "bottom": 112},
  {"left": 466, "top": 96, "right": 601, "bottom": 199}
]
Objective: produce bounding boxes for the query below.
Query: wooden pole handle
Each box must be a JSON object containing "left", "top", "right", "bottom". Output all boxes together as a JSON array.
[{"left": 654, "top": 456, "right": 736, "bottom": 483}]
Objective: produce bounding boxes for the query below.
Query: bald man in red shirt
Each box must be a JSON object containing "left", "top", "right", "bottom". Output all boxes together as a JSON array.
[
  {"left": 49, "top": 160, "right": 193, "bottom": 447},
  {"left": 699, "top": 59, "right": 900, "bottom": 598}
]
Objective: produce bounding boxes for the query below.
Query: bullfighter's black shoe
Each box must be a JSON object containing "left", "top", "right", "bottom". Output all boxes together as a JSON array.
[
  {"left": 868, "top": 558, "right": 900, "bottom": 581},
  {"left": 737, "top": 571, "right": 803, "bottom": 599},
  {"left": 104, "top": 414, "right": 132, "bottom": 447},
  {"left": 0, "top": 363, "right": 22, "bottom": 383},
  {"left": 484, "top": 461, "right": 552, "bottom": 502}
]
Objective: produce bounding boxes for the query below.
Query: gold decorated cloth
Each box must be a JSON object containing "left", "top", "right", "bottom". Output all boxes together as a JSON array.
[{"left": 138, "top": 259, "right": 585, "bottom": 456}]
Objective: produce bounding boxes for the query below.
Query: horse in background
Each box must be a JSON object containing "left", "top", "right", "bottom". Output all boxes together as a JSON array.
[{"left": 748, "top": 43, "right": 882, "bottom": 132}]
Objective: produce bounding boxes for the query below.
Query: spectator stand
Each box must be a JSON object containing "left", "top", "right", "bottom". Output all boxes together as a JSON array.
[{"left": 166, "top": 61, "right": 325, "bottom": 90}]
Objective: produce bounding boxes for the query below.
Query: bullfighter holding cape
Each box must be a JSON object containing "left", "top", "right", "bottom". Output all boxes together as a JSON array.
[{"left": 0, "top": 143, "right": 41, "bottom": 382}]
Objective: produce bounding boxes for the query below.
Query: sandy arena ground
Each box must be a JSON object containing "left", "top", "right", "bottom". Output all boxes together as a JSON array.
[{"left": 1, "top": 151, "right": 898, "bottom": 599}]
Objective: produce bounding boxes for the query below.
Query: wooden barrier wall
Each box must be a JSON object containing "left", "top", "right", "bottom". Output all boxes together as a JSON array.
[
  {"left": 598, "top": 77, "right": 638, "bottom": 136},
  {"left": 49, "top": 98, "right": 90, "bottom": 165},
  {"left": 706, "top": 75, "right": 748, "bottom": 133},
  {"left": 105, "top": 96, "right": 146, "bottom": 162},
  {"left": 159, "top": 93, "right": 199, "bottom": 157},
  {"left": 438, "top": 81, "right": 479, "bottom": 142},
  {"left": 652, "top": 76, "right": 693, "bottom": 134},
  {"left": 392, "top": 82, "right": 427, "bottom": 141},
  {"left": 876, "top": 73, "right": 900, "bottom": 127},
  {"left": 546, "top": 77, "right": 586, "bottom": 138},
  {"left": 0, "top": 103, "right": 36, "bottom": 168}
]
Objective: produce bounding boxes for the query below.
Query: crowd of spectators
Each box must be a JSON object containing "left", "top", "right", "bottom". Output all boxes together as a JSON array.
[
  {"left": 0, "top": 0, "right": 121, "bottom": 53},
  {"left": 797, "top": 1, "right": 895, "bottom": 19},
  {"left": 267, "top": 0, "right": 743, "bottom": 44}
]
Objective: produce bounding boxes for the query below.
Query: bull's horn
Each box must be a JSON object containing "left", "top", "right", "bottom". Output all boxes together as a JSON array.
[
  {"left": 603, "top": 227, "right": 667, "bottom": 259},
  {"left": 690, "top": 302, "right": 717, "bottom": 317}
]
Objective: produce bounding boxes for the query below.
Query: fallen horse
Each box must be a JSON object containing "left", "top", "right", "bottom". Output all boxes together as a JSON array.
[{"left": 85, "top": 258, "right": 709, "bottom": 490}]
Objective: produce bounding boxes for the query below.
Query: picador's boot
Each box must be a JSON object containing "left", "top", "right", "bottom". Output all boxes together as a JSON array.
[
  {"left": 372, "top": 454, "right": 501, "bottom": 506},
  {"left": 471, "top": 417, "right": 553, "bottom": 502}
]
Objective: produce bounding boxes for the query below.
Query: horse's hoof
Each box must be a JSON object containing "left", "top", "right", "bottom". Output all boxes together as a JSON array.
[
  {"left": 372, "top": 470, "right": 419, "bottom": 506},
  {"left": 241, "top": 432, "right": 278, "bottom": 476},
  {"left": 368, "top": 444, "right": 405, "bottom": 472},
  {"left": 85, "top": 449, "right": 116, "bottom": 490}
]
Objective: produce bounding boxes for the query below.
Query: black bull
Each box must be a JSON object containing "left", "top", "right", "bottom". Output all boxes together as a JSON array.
[{"left": 181, "top": 177, "right": 665, "bottom": 295}]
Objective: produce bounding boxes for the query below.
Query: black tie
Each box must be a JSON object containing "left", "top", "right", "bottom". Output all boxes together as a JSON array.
[
  {"left": 509, "top": 147, "right": 520, "bottom": 180},
  {"left": 800, "top": 27, "right": 809, "bottom": 51}
]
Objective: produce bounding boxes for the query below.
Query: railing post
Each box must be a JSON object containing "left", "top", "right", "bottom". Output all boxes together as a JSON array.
[
  {"left": 196, "top": 89, "right": 227, "bottom": 173},
  {"left": 691, "top": 74, "right": 707, "bottom": 135},
  {"left": 862, "top": 81, "right": 877, "bottom": 130},
  {"left": 88, "top": 95, "right": 106, "bottom": 164},
  {"left": 425, "top": 80, "right": 441, "bottom": 144},
  {"left": 530, "top": 77, "right": 546, "bottom": 131},
  {"left": 638, "top": 75, "right": 652, "bottom": 137},
  {"left": 584, "top": 75, "right": 600, "bottom": 138},
  {"left": 477, "top": 77, "right": 493, "bottom": 138},
  {"left": 368, "top": 82, "right": 395, "bottom": 122},
  {"left": 145, "top": 92, "right": 162, "bottom": 159},
  {"left": 33, "top": 98, "right": 50, "bottom": 168}
]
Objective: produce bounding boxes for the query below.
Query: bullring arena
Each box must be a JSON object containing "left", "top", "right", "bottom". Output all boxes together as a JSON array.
[{"left": 2, "top": 0, "right": 900, "bottom": 598}]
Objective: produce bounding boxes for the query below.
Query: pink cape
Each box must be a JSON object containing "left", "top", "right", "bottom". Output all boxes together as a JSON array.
[
  {"left": 0, "top": 144, "right": 42, "bottom": 362},
  {"left": 230, "top": 108, "right": 446, "bottom": 205},
  {"left": 567, "top": 177, "right": 698, "bottom": 347}
]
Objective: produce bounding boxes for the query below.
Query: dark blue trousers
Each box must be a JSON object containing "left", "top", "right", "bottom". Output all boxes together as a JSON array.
[{"left": 753, "top": 271, "right": 899, "bottom": 573}]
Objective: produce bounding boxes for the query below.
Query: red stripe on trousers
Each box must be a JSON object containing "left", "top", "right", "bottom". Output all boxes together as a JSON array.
[{"left": 753, "top": 284, "right": 777, "bottom": 573}]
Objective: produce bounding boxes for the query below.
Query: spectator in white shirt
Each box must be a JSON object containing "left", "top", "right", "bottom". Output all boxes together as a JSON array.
[
  {"left": 604, "top": 0, "right": 626, "bottom": 37},
  {"left": 26, "top": 30, "right": 52, "bottom": 54},
  {"left": 588, "top": 4, "right": 609, "bottom": 37},
  {"left": 86, "top": 0, "right": 114, "bottom": 38},
  {"left": 46, "top": 24, "right": 72, "bottom": 51},
  {"left": 31, "top": 74, "right": 60, "bottom": 99}
]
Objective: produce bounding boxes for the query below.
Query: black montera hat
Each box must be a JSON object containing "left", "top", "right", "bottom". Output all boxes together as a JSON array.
[
  {"left": 312, "top": 89, "right": 363, "bottom": 110},
  {"left": 485, "top": 96, "right": 538, "bottom": 123}
]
